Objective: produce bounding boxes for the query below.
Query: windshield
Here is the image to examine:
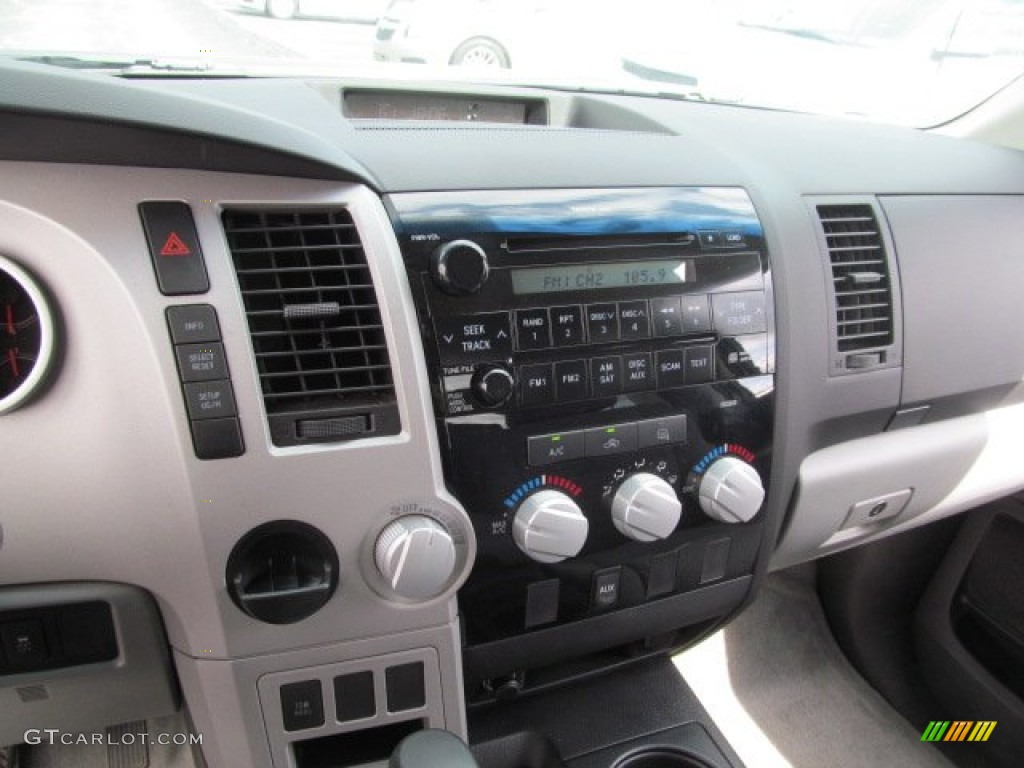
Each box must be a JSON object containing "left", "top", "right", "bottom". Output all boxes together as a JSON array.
[{"left": 2, "top": 0, "right": 1022, "bottom": 127}]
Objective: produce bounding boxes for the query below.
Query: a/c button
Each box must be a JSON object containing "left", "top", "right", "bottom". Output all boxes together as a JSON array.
[{"left": 528, "top": 431, "right": 585, "bottom": 466}]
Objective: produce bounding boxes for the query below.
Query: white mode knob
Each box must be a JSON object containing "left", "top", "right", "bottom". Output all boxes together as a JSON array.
[
  {"left": 513, "top": 490, "right": 589, "bottom": 564},
  {"left": 375, "top": 515, "right": 457, "bottom": 600},
  {"left": 698, "top": 457, "right": 765, "bottom": 524},
  {"left": 611, "top": 473, "right": 682, "bottom": 542}
]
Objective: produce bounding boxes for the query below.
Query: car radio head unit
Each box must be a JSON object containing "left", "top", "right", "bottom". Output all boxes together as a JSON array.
[{"left": 388, "top": 187, "right": 775, "bottom": 687}]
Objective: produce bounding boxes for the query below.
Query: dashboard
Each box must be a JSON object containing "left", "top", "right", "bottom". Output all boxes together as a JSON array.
[{"left": 2, "top": 58, "right": 1024, "bottom": 768}]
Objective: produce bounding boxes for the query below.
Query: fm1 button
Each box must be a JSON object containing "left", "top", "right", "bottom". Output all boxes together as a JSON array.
[{"left": 520, "top": 364, "right": 554, "bottom": 407}]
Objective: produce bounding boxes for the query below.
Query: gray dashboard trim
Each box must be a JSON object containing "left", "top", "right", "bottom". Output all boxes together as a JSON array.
[{"left": 0, "top": 582, "right": 178, "bottom": 746}]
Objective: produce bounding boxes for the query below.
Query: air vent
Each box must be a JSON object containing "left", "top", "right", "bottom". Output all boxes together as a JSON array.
[
  {"left": 818, "top": 204, "right": 896, "bottom": 371},
  {"left": 223, "top": 209, "right": 399, "bottom": 447}
]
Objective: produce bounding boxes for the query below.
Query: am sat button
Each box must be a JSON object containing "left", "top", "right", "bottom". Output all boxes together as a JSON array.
[
  {"left": 528, "top": 431, "right": 584, "bottom": 466},
  {"left": 591, "top": 356, "right": 622, "bottom": 397}
]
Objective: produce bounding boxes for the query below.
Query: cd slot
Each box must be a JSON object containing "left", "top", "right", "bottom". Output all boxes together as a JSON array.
[{"left": 502, "top": 232, "right": 696, "bottom": 254}]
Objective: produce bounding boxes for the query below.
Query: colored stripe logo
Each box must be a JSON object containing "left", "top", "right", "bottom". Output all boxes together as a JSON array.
[{"left": 921, "top": 721, "right": 996, "bottom": 742}]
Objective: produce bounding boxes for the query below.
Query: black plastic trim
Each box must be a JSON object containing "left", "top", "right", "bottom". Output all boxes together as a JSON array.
[{"left": 462, "top": 577, "right": 750, "bottom": 683}]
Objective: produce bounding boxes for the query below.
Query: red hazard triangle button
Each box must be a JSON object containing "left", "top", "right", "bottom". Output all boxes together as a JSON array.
[{"left": 159, "top": 232, "right": 192, "bottom": 257}]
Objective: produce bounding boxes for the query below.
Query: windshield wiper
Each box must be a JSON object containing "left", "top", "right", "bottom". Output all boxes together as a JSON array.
[{"left": 13, "top": 53, "right": 237, "bottom": 77}]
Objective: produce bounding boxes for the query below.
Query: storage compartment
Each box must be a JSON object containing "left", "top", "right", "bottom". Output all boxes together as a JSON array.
[
  {"left": 569, "top": 724, "right": 734, "bottom": 768},
  {"left": 953, "top": 508, "right": 1024, "bottom": 700},
  {"left": 293, "top": 719, "right": 426, "bottom": 768}
]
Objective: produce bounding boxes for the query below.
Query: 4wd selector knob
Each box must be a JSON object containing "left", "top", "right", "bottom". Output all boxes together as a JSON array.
[
  {"left": 431, "top": 240, "right": 489, "bottom": 295},
  {"left": 611, "top": 473, "right": 682, "bottom": 542},
  {"left": 472, "top": 365, "right": 514, "bottom": 407},
  {"left": 698, "top": 457, "right": 765, "bottom": 524},
  {"left": 375, "top": 515, "right": 457, "bottom": 600},
  {"left": 513, "top": 490, "right": 588, "bottom": 564}
]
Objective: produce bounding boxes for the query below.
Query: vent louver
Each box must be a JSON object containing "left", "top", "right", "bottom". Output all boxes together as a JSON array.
[
  {"left": 223, "top": 209, "right": 399, "bottom": 447},
  {"left": 818, "top": 204, "right": 894, "bottom": 355}
]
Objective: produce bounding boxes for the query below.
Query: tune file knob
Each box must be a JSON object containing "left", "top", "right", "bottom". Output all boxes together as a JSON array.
[
  {"left": 375, "top": 515, "right": 458, "bottom": 600},
  {"left": 471, "top": 365, "right": 514, "bottom": 407},
  {"left": 513, "top": 490, "right": 589, "bottom": 564},
  {"left": 611, "top": 472, "right": 682, "bottom": 542},
  {"left": 698, "top": 456, "right": 765, "bottom": 524}
]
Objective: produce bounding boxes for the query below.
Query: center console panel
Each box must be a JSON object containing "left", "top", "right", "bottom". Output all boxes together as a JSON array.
[{"left": 387, "top": 188, "right": 775, "bottom": 691}]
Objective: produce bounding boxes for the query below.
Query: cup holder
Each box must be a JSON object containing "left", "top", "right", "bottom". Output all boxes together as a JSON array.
[{"left": 614, "top": 749, "right": 714, "bottom": 768}]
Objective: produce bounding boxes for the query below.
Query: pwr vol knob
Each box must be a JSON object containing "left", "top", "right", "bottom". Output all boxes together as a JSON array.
[{"left": 431, "top": 240, "right": 489, "bottom": 295}]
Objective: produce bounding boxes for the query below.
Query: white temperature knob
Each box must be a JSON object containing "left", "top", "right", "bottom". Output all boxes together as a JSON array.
[
  {"left": 698, "top": 457, "right": 765, "bottom": 524},
  {"left": 375, "top": 515, "right": 457, "bottom": 600},
  {"left": 611, "top": 473, "right": 682, "bottom": 542},
  {"left": 513, "top": 490, "right": 588, "bottom": 564}
]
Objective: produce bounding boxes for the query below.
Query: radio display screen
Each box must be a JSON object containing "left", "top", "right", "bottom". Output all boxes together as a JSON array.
[{"left": 510, "top": 259, "right": 694, "bottom": 295}]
